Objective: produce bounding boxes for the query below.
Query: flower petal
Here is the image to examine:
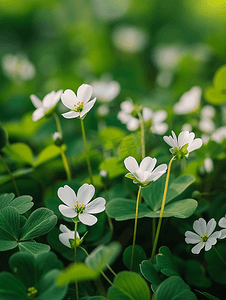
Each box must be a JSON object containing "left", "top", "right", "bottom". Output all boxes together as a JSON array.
[
  {"left": 191, "top": 241, "right": 205, "bottom": 254},
  {"left": 59, "top": 205, "right": 77, "bottom": 218},
  {"left": 127, "top": 117, "right": 139, "bottom": 131},
  {"left": 146, "top": 164, "right": 167, "bottom": 182},
  {"left": 43, "top": 91, "right": 55, "bottom": 108},
  {"left": 205, "top": 239, "right": 216, "bottom": 251},
  {"left": 80, "top": 98, "right": 96, "bottom": 118},
  {"left": 185, "top": 231, "right": 201, "bottom": 244},
  {"left": 219, "top": 229, "right": 226, "bottom": 239},
  {"left": 219, "top": 217, "right": 226, "bottom": 228},
  {"left": 85, "top": 197, "right": 106, "bottom": 214},
  {"left": 187, "top": 138, "right": 202, "bottom": 153},
  {"left": 77, "top": 183, "right": 95, "bottom": 205},
  {"left": 52, "top": 89, "right": 63, "bottom": 107},
  {"left": 152, "top": 123, "right": 168, "bottom": 135},
  {"left": 153, "top": 110, "right": 167, "bottom": 123},
  {"left": 57, "top": 185, "right": 77, "bottom": 207},
  {"left": 61, "top": 89, "right": 77, "bottom": 110},
  {"left": 142, "top": 107, "right": 152, "bottom": 121},
  {"left": 79, "top": 213, "right": 97, "bottom": 226},
  {"left": 178, "top": 131, "right": 189, "bottom": 147},
  {"left": 30, "top": 94, "right": 42, "bottom": 108},
  {"left": 124, "top": 156, "right": 139, "bottom": 174},
  {"left": 62, "top": 111, "right": 80, "bottom": 119},
  {"left": 140, "top": 157, "right": 157, "bottom": 172},
  {"left": 163, "top": 135, "right": 176, "bottom": 148},
  {"left": 32, "top": 107, "right": 45, "bottom": 121},
  {"left": 59, "top": 224, "right": 71, "bottom": 233},
  {"left": 206, "top": 218, "right": 216, "bottom": 236},
  {"left": 59, "top": 232, "right": 73, "bottom": 248},
  {"left": 77, "top": 84, "right": 93, "bottom": 105},
  {"left": 193, "top": 218, "right": 207, "bottom": 235}
]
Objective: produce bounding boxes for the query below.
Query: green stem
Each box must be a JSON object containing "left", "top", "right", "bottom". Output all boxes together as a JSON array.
[
  {"left": 74, "top": 222, "right": 79, "bottom": 300},
  {"left": 137, "top": 111, "right": 145, "bottom": 159},
  {"left": 130, "top": 186, "right": 142, "bottom": 271},
  {"left": 150, "top": 156, "right": 175, "bottom": 262},
  {"left": 213, "top": 246, "right": 226, "bottom": 266},
  {"left": 53, "top": 112, "right": 71, "bottom": 180},
  {"left": 80, "top": 118, "right": 93, "bottom": 185},
  {"left": 0, "top": 153, "right": 20, "bottom": 196}
]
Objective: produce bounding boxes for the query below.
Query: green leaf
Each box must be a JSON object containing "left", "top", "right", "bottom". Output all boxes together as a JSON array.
[
  {"left": 166, "top": 175, "right": 195, "bottom": 203},
  {"left": 140, "top": 260, "right": 162, "bottom": 293},
  {"left": 185, "top": 260, "right": 211, "bottom": 288},
  {"left": 213, "top": 64, "right": 226, "bottom": 90},
  {"left": 98, "top": 127, "right": 126, "bottom": 150},
  {"left": 0, "top": 168, "right": 33, "bottom": 185},
  {"left": 0, "top": 193, "right": 33, "bottom": 214},
  {"left": 204, "top": 87, "right": 226, "bottom": 105},
  {"left": 0, "top": 124, "right": 8, "bottom": 150},
  {"left": 0, "top": 193, "right": 15, "bottom": 210},
  {"left": 205, "top": 244, "right": 226, "bottom": 284},
  {"left": 106, "top": 198, "right": 150, "bottom": 221},
  {"left": 0, "top": 272, "right": 27, "bottom": 299},
  {"left": 196, "top": 291, "right": 220, "bottom": 300},
  {"left": 0, "top": 207, "right": 20, "bottom": 251},
  {"left": 3, "top": 143, "right": 34, "bottom": 166},
  {"left": 155, "top": 276, "right": 197, "bottom": 300},
  {"left": 123, "top": 245, "right": 147, "bottom": 272},
  {"left": 34, "top": 144, "right": 66, "bottom": 167},
  {"left": 20, "top": 208, "right": 57, "bottom": 240},
  {"left": 56, "top": 263, "right": 99, "bottom": 286},
  {"left": 119, "top": 134, "right": 141, "bottom": 161},
  {"left": 18, "top": 241, "right": 50, "bottom": 257},
  {"left": 156, "top": 246, "right": 180, "bottom": 277},
  {"left": 107, "top": 271, "right": 150, "bottom": 300},
  {"left": 99, "top": 157, "right": 125, "bottom": 179},
  {"left": 85, "top": 242, "right": 121, "bottom": 272}
]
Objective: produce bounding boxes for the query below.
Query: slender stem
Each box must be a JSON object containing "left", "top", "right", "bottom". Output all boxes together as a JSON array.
[
  {"left": 0, "top": 154, "right": 20, "bottom": 196},
  {"left": 74, "top": 222, "right": 79, "bottom": 300},
  {"left": 213, "top": 246, "right": 226, "bottom": 266},
  {"left": 150, "top": 156, "right": 175, "bottom": 262},
  {"left": 53, "top": 112, "right": 71, "bottom": 180},
  {"left": 130, "top": 186, "right": 142, "bottom": 271},
  {"left": 137, "top": 111, "right": 145, "bottom": 159},
  {"left": 100, "top": 270, "right": 113, "bottom": 286},
  {"left": 80, "top": 118, "right": 93, "bottom": 184}
]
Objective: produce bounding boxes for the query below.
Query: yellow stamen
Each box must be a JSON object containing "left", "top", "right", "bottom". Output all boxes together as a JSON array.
[{"left": 200, "top": 234, "right": 209, "bottom": 242}]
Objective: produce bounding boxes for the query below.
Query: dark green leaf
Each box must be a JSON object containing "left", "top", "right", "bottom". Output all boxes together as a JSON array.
[
  {"left": 156, "top": 246, "right": 180, "bottom": 277},
  {"left": 123, "top": 245, "right": 146, "bottom": 272},
  {"left": 140, "top": 260, "right": 162, "bottom": 292},
  {"left": 18, "top": 241, "right": 50, "bottom": 257},
  {"left": 0, "top": 272, "right": 27, "bottom": 299}
]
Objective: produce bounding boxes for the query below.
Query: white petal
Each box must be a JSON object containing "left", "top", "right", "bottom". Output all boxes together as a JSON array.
[
  {"left": 219, "top": 217, "right": 226, "bottom": 228},
  {"left": 171, "top": 131, "right": 177, "bottom": 143},
  {"left": 191, "top": 241, "right": 205, "bottom": 254},
  {"left": 219, "top": 229, "right": 226, "bottom": 239},
  {"left": 59, "top": 205, "right": 77, "bottom": 218},
  {"left": 79, "top": 213, "right": 97, "bottom": 226},
  {"left": 117, "top": 111, "right": 130, "bottom": 124},
  {"left": 32, "top": 107, "right": 45, "bottom": 121},
  {"left": 142, "top": 107, "right": 152, "bottom": 121},
  {"left": 124, "top": 156, "right": 139, "bottom": 174},
  {"left": 61, "top": 89, "right": 77, "bottom": 110},
  {"left": 57, "top": 185, "right": 77, "bottom": 207},
  {"left": 43, "top": 91, "right": 55, "bottom": 108},
  {"left": 77, "top": 84, "right": 93, "bottom": 105},
  {"left": 206, "top": 218, "right": 216, "bottom": 236},
  {"left": 121, "top": 100, "right": 134, "bottom": 114},
  {"left": 205, "top": 239, "right": 216, "bottom": 251},
  {"left": 153, "top": 110, "right": 167, "bottom": 123},
  {"left": 59, "top": 232, "right": 72, "bottom": 248},
  {"left": 146, "top": 164, "right": 167, "bottom": 182},
  {"left": 77, "top": 183, "right": 95, "bottom": 205},
  {"left": 85, "top": 197, "right": 106, "bottom": 214},
  {"left": 62, "top": 111, "right": 80, "bottom": 119},
  {"left": 152, "top": 123, "right": 168, "bottom": 135},
  {"left": 163, "top": 135, "right": 175, "bottom": 147},
  {"left": 186, "top": 132, "right": 195, "bottom": 146},
  {"left": 178, "top": 131, "right": 189, "bottom": 147},
  {"left": 187, "top": 138, "right": 202, "bottom": 153},
  {"left": 126, "top": 117, "right": 139, "bottom": 131},
  {"left": 185, "top": 231, "right": 201, "bottom": 244},
  {"left": 140, "top": 157, "right": 156, "bottom": 172},
  {"left": 193, "top": 218, "right": 207, "bottom": 235},
  {"left": 210, "top": 231, "right": 221, "bottom": 239},
  {"left": 52, "top": 89, "right": 63, "bottom": 106},
  {"left": 30, "top": 94, "right": 42, "bottom": 108},
  {"left": 80, "top": 98, "right": 96, "bottom": 118},
  {"left": 59, "top": 224, "right": 71, "bottom": 233}
]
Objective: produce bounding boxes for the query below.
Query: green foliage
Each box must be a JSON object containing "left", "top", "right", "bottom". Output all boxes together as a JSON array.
[
  {"left": 0, "top": 168, "right": 33, "bottom": 186},
  {"left": 99, "top": 157, "right": 125, "bottom": 179},
  {"left": 107, "top": 271, "right": 150, "bottom": 300},
  {"left": 0, "top": 193, "right": 33, "bottom": 214},
  {"left": 34, "top": 144, "right": 66, "bottom": 167},
  {"left": 98, "top": 127, "right": 126, "bottom": 150},
  {"left": 140, "top": 260, "right": 162, "bottom": 293},
  {"left": 119, "top": 134, "right": 141, "bottom": 161},
  {"left": 185, "top": 260, "right": 211, "bottom": 288},
  {"left": 196, "top": 291, "right": 220, "bottom": 300},
  {"left": 123, "top": 245, "right": 147, "bottom": 272},
  {"left": 0, "top": 124, "right": 8, "bottom": 150},
  {"left": 156, "top": 246, "right": 180, "bottom": 277}
]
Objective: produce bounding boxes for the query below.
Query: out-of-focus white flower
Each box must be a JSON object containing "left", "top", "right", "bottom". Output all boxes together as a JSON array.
[
  {"left": 59, "top": 224, "right": 77, "bottom": 248},
  {"left": 153, "top": 45, "right": 183, "bottom": 70},
  {"left": 30, "top": 90, "right": 63, "bottom": 121},
  {"left": 156, "top": 70, "right": 174, "bottom": 88},
  {"left": 201, "top": 134, "right": 210, "bottom": 144},
  {"left": 124, "top": 156, "right": 167, "bottom": 187},
  {"left": 201, "top": 105, "right": 215, "bottom": 119},
  {"left": 185, "top": 218, "right": 220, "bottom": 254},
  {"left": 143, "top": 107, "right": 168, "bottom": 135},
  {"left": 218, "top": 216, "right": 226, "bottom": 239},
  {"left": 61, "top": 84, "right": 96, "bottom": 119},
  {"left": 204, "top": 157, "right": 214, "bottom": 173},
  {"left": 173, "top": 86, "right": 202, "bottom": 115},
  {"left": 52, "top": 132, "right": 64, "bottom": 147},
  {"left": 2, "top": 54, "right": 36, "bottom": 81},
  {"left": 163, "top": 130, "right": 202, "bottom": 158},
  {"left": 91, "top": 80, "right": 120, "bottom": 102},
  {"left": 99, "top": 170, "right": 108, "bottom": 178},
  {"left": 58, "top": 184, "right": 106, "bottom": 226},
  {"left": 97, "top": 104, "right": 110, "bottom": 117},
  {"left": 181, "top": 123, "right": 192, "bottom": 132},
  {"left": 211, "top": 126, "right": 226, "bottom": 143},
  {"left": 117, "top": 99, "right": 140, "bottom": 131},
  {"left": 199, "top": 118, "right": 215, "bottom": 133},
  {"left": 91, "top": 0, "right": 130, "bottom": 21},
  {"left": 112, "top": 25, "right": 149, "bottom": 53}
]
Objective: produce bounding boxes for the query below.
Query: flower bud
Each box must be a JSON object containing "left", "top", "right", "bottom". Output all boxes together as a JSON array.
[{"left": 53, "top": 132, "right": 64, "bottom": 147}]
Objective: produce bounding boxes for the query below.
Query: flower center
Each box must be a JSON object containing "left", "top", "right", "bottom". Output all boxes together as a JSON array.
[
  {"left": 74, "top": 101, "right": 83, "bottom": 113},
  {"left": 200, "top": 234, "right": 209, "bottom": 242},
  {"left": 27, "top": 287, "right": 38, "bottom": 299},
  {"left": 74, "top": 201, "right": 85, "bottom": 215}
]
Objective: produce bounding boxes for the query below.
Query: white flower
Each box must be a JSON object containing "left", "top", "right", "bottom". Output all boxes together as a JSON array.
[
  {"left": 181, "top": 123, "right": 192, "bottom": 132},
  {"left": 153, "top": 44, "right": 183, "bottom": 70},
  {"left": 59, "top": 224, "right": 78, "bottom": 248},
  {"left": 30, "top": 90, "right": 63, "bottom": 121},
  {"left": 91, "top": 80, "right": 120, "bottom": 102},
  {"left": 204, "top": 157, "right": 214, "bottom": 173},
  {"left": 124, "top": 156, "right": 167, "bottom": 186},
  {"left": 185, "top": 218, "right": 221, "bottom": 254},
  {"left": 199, "top": 118, "right": 215, "bottom": 133},
  {"left": 201, "top": 105, "right": 215, "bottom": 119},
  {"left": 218, "top": 216, "right": 226, "bottom": 239},
  {"left": 61, "top": 84, "right": 96, "bottom": 119},
  {"left": 173, "top": 86, "right": 202, "bottom": 115},
  {"left": 97, "top": 104, "right": 110, "bottom": 117},
  {"left": 211, "top": 126, "right": 226, "bottom": 143},
  {"left": 142, "top": 107, "right": 168, "bottom": 135},
  {"left": 58, "top": 184, "right": 106, "bottom": 226},
  {"left": 163, "top": 130, "right": 202, "bottom": 158},
  {"left": 117, "top": 100, "right": 140, "bottom": 131}
]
